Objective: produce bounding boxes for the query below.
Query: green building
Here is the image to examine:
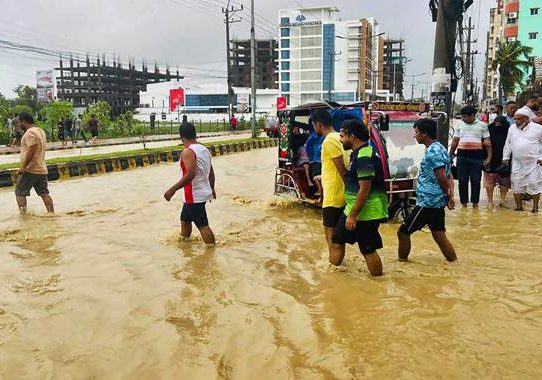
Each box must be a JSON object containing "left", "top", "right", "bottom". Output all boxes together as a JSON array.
[{"left": 517, "top": 0, "right": 542, "bottom": 89}]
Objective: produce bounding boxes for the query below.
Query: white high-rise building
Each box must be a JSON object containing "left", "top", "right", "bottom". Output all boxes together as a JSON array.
[{"left": 278, "top": 6, "right": 388, "bottom": 107}]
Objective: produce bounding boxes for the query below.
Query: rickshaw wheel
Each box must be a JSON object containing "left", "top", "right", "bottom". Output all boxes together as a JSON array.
[{"left": 388, "top": 198, "right": 416, "bottom": 223}]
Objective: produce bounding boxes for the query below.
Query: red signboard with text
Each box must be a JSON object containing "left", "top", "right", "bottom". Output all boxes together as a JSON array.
[
  {"left": 276, "top": 96, "right": 287, "bottom": 111},
  {"left": 169, "top": 88, "right": 185, "bottom": 112}
]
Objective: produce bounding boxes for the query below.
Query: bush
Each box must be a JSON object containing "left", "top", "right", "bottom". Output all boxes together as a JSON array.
[{"left": 83, "top": 101, "right": 111, "bottom": 130}]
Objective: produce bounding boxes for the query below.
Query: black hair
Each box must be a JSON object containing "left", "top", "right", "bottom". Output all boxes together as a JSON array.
[
  {"left": 495, "top": 104, "right": 503, "bottom": 111},
  {"left": 414, "top": 118, "right": 437, "bottom": 139},
  {"left": 311, "top": 109, "right": 332, "bottom": 126},
  {"left": 528, "top": 95, "right": 539, "bottom": 101},
  {"left": 340, "top": 118, "right": 369, "bottom": 141},
  {"left": 182, "top": 114, "right": 188, "bottom": 122},
  {"left": 506, "top": 100, "right": 517, "bottom": 106},
  {"left": 180, "top": 122, "right": 197, "bottom": 140},
  {"left": 460, "top": 105, "right": 477, "bottom": 116},
  {"left": 19, "top": 112, "right": 34, "bottom": 124}
]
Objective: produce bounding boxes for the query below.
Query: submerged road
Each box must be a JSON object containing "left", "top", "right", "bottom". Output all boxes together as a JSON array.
[{"left": 1, "top": 147, "right": 541, "bottom": 378}]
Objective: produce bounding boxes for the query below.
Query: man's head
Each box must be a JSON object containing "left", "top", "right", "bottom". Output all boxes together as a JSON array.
[
  {"left": 311, "top": 109, "right": 332, "bottom": 135},
  {"left": 495, "top": 104, "right": 503, "bottom": 115},
  {"left": 182, "top": 114, "right": 188, "bottom": 122},
  {"left": 339, "top": 118, "right": 369, "bottom": 150},
  {"left": 526, "top": 95, "right": 539, "bottom": 111},
  {"left": 460, "top": 105, "right": 477, "bottom": 124},
  {"left": 18, "top": 112, "right": 34, "bottom": 131},
  {"left": 506, "top": 101, "right": 517, "bottom": 116},
  {"left": 180, "top": 122, "right": 197, "bottom": 143},
  {"left": 514, "top": 107, "right": 531, "bottom": 128},
  {"left": 413, "top": 118, "right": 437, "bottom": 145}
]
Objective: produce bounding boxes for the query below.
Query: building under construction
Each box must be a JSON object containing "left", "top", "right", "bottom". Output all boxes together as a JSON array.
[
  {"left": 382, "top": 39, "right": 406, "bottom": 98},
  {"left": 55, "top": 56, "right": 181, "bottom": 115},
  {"left": 230, "top": 39, "right": 278, "bottom": 89}
]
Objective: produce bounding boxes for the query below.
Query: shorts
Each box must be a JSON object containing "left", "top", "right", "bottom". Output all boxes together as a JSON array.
[
  {"left": 331, "top": 215, "right": 383, "bottom": 255},
  {"left": 483, "top": 172, "right": 511, "bottom": 188},
  {"left": 15, "top": 173, "right": 49, "bottom": 197},
  {"left": 311, "top": 162, "right": 322, "bottom": 177},
  {"left": 180, "top": 202, "right": 209, "bottom": 228},
  {"left": 399, "top": 206, "right": 445, "bottom": 235},
  {"left": 322, "top": 206, "right": 344, "bottom": 228}
]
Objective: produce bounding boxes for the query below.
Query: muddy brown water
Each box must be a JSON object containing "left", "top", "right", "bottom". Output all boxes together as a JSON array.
[{"left": 1, "top": 147, "right": 542, "bottom": 379}]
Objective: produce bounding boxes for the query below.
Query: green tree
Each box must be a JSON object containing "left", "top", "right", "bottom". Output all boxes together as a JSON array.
[
  {"left": 0, "top": 92, "right": 9, "bottom": 125},
  {"left": 492, "top": 40, "right": 533, "bottom": 99},
  {"left": 83, "top": 101, "right": 111, "bottom": 129},
  {"left": 12, "top": 84, "right": 41, "bottom": 112}
]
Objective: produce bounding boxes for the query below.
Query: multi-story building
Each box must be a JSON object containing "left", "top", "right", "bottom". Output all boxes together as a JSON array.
[
  {"left": 383, "top": 39, "right": 407, "bottom": 99},
  {"left": 55, "top": 56, "right": 180, "bottom": 116},
  {"left": 277, "top": 7, "right": 388, "bottom": 107},
  {"left": 484, "top": 4, "right": 504, "bottom": 100},
  {"left": 488, "top": 0, "right": 542, "bottom": 97},
  {"left": 230, "top": 39, "right": 279, "bottom": 89}
]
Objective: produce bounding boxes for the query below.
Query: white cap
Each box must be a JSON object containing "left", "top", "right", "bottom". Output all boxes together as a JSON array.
[{"left": 515, "top": 107, "right": 532, "bottom": 118}]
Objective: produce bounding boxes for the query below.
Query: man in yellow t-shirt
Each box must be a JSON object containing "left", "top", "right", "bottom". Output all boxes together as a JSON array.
[
  {"left": 15, "top": 112, "right": 54, "bottom": 213},
  {"left": 312, "top": 109, "right": 348, "bottom": 265}
]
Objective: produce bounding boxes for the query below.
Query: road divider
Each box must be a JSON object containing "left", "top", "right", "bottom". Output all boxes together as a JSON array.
[{"left": 0, "top": 139, "right": 277, "bottom": 188}]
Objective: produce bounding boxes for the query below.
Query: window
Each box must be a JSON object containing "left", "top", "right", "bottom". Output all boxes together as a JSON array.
[
  {"left": 281, "top": 61, "right": 290, "bottom": 70},
  {"left": 531, "top": 8, "right": 539, "bottom": 16},
  {"left": 281, "top": 39, "right": 290, "bottom": 48},
  {"left": 280, "top": 17, "right": 290, "bottom": 25},
  {"left": 281, "top": 83, "right": 290, "bottom": 92},
  {"left": 281, "top": 28, "right": 290, "bottom": 37},
  {"left": 529, "top": 32, "right": 538, "bottom": 39},
  {"left": 281, "top": 72, "right": 290, "bottom": 81},
  {"left": 281, "top": 50, "right": 290, "bottom": 59}
]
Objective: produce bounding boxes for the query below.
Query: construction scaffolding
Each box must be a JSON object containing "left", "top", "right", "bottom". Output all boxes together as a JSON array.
[{"left": 55, "top": 56, "right": 181, "bottom": 116}]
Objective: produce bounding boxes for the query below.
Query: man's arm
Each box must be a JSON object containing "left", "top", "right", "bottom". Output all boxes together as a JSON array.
[
  {"left": 502, "top": 132, "right": 512, "bottom": 164},
  {"left": 164, "top": 149, "right": 196, "bottom": 201},
  {"left": 331, "top": 156, "right": 347, "bottom": 182},
  {"left": 18, "top": 142, "right": 39, "bottom": 174},
  {"left": 345, "top": 179, "right": 371, "bottom": 230},
  {"left": 435, "top": 167, "right": 454, "bottom": 210},
  {"left": 209, "top": 164, "right": 216, "bottom": 198},
  {"left": 449, "top": 137, "right": 460, "bottom": 156}
]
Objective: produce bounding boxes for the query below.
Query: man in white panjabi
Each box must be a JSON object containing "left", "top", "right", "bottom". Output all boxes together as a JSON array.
[{"left": 503, "top": 107, "right": 542, "bottom": 212}]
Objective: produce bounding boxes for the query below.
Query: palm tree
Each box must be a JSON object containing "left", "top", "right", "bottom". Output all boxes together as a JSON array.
[{"left": 492, "top": 40, "right": 533, "bottom": 100}]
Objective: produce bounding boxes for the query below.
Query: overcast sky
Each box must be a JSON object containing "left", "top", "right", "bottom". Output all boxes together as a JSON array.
[{"left": 0, "top": 0, "right": 492, "bottom": 99}]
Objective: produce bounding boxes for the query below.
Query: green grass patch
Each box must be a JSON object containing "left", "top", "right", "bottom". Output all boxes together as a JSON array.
[{"left": 0, "top": 137, "right": 271, "bottom": 171}]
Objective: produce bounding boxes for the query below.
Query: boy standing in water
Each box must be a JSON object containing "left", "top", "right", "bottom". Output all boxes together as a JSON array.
[{"left": 164, "top": 123, "right": 216, "bottom": 244}]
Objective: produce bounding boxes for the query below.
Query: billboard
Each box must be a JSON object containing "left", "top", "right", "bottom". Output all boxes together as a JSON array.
[
  {"left": 237, "top": 94, "right": 249, "bottom": 113},
  {"left": 169, "top": 88, "right": 185, "bottom": 112},
  {"left": 276, "top": 96, "right": 287, "bottom": 110},
  {"left": 36, "top": 70, "right": 55, "bottom": 102}
]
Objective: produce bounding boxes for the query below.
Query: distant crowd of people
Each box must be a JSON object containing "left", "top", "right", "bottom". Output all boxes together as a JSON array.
[{"left": 4, "top": 113, "right": 101, "bottom": 148}]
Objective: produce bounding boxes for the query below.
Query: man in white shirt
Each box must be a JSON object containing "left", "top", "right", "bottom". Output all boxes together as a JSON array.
[{"left": 503, "top": 108, "right": 542, "bottom": 212}]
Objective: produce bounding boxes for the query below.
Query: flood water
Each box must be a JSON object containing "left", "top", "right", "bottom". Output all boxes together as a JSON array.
[{"left": 1, "top": 147, "right": 542, "bottom": 379}]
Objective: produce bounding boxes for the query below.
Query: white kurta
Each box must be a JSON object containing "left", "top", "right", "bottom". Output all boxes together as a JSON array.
[{"left": 503, "top": 122, "right": 542, "bottom": 194}]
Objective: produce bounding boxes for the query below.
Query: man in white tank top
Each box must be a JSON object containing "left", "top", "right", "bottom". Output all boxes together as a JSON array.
[{"left": 164, "top": 122, "right": 216, "bottom": 244}]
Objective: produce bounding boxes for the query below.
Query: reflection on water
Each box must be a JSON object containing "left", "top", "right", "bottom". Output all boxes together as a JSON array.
[{"left": 1, "top": 148, "right": 542, "bottom": 378}]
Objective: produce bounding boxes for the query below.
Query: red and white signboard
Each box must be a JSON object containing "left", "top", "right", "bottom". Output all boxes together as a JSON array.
[
  {"left": 276, "top": 96, "right": 287, "bottom": 111},
  {"left": 169, "top": 88, "right": 185, "bottom": 112}
]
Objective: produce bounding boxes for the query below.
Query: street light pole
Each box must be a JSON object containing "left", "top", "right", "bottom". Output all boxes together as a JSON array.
[{"left": 250, "top": 0, "right": 257, "bottom": 138}]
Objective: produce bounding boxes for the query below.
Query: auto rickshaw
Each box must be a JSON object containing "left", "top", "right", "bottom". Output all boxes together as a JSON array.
[{"left": 273, "top": 100, "right": 443, "bottom": 221}]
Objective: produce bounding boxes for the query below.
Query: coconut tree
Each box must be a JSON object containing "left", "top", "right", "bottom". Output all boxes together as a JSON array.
[{"left": 492, "top": 40, "right": 533, "bottom": 100}]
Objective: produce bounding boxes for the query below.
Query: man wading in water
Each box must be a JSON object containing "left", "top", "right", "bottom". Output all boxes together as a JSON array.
[
  {"left": 397, "top": 118, "right": 457, "bottom": 262},
  {"left": 164, "top": 123, "right": 216, "bottom": 244},
  {"left": 330, "top": 119, "right": 386, "bottom": 276},
  {"left": 15, "top": 112, "right": 54, "bottom": 213}
]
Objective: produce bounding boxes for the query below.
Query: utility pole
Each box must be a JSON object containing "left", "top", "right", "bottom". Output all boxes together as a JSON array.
[
  {"left": 222, "top": 1, "right": 243, "bottom": 119},
  {"left": 250, "top": 0, "right": 257, "bottom": 138},
  {"left": 429, "top": 0, "right": 465, "bottom": 149},
  {"left": 463, "top": 17, "right": 473, "bottom": 104}
]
